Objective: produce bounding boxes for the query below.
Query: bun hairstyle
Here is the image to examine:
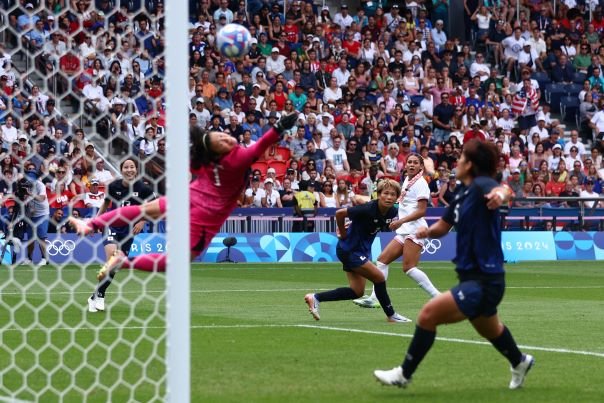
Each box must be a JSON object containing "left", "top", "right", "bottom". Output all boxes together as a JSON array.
[{"left": 190, "top": 126, "right": 217, "bottom": 169}]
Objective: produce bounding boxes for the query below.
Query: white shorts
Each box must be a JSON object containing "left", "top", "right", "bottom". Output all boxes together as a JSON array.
[{"left": 394, "top": 233, "right": 424, "bottom": 247}]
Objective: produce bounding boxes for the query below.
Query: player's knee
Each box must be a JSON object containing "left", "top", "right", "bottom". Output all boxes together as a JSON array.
[{"left": 416, "top": 303, "right": 438, "bottom": 328}]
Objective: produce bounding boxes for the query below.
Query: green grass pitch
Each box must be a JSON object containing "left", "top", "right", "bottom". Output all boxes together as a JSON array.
[{"left": 1, "top": 262, "right": 603, "bottom": 402}]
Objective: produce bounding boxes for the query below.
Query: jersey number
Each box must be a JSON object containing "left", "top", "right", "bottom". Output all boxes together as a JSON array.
[
  {"left": 213, "top": 164, "right": 222, "bottom": 187},
  {"left": 453, "top": 203, "right": 460, "bottom": 224}
]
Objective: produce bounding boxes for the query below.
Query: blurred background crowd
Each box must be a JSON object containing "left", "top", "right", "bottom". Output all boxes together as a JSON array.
[{"left": 0, "top": 0, "right": 603, "bottom": 236}]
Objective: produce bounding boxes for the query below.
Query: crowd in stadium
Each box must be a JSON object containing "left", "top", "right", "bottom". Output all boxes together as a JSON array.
[{"left": 1, "top": 0, "right": 604, "bottom": 238}]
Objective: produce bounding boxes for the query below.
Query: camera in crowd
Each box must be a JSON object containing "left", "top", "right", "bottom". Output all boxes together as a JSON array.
[{"left": 16, "top": 177, "right": 33, "bottom": 201}]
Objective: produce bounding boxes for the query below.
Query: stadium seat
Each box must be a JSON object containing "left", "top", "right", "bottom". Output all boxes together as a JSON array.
[
  {"left": 544, "top": 83, "right": 566, "bottom": 113},
  {"left": 560, "top": 96, "right": 580, "bottom": 123},
  {"left": 410, "top": 95, "right": 424, "bottom": 105},
  {"left": 531, "top": 71, "right": 551, "bottom": 100},
  {"left": 274, "top": 146, "right": 291, "bottom": 161},
  {"left": 267, "top": 160, "right": 287, "bottom": 179},
  {"left": 251, "top": 161, "right": 268, "bottom": 178},
  {"left": 564, "top": 83, "right": 582, "bottom": 97},
  {"left": 571, "top": 72, "right": 587, "bottom": 84}
]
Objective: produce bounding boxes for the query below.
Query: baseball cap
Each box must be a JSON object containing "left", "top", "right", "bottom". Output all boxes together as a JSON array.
[
  {"left": 196, "top": 97, "right": 204, "bottom": 103},
  {"left": 586, "top": 179, "right": 595, "bottom": 184},
  {"left": 410, "top": 102, "right": 419, "bottom": 108},
  {"left": 264, "top": 178, "right": 273, "bottom": 185},
  {"left": 512, "top": 168, "right": 521, "bottom": 174},
  {"left": 250, "top": 38, "right": 258, "bottom": 44},
  {"left": 25, "top": 3, "right": 34, "bottom": 8},
  {"left": 271, "top": 47, "right": 280, "bottom": 53},
  {"left": 90, "top": 179, "right": 99, "bottom": 185},
  {"left": 341, "top": 4, "right": 348, "bottom": 8},
  {"left": 553, "top": 170, "right": 561, "bottom": 175},
  {"left": 532, "top": 167, "right": 539, "bottom": 172},
  {"left": 252, "top": 175, "right": 260, "bottom": 182},
  {"left": 268, "top": 112, "right": 278, "bottom": 119},
  {"left": 253, "top": 83, "right": 261, "bottom": 89},
  {"left": 267, "top": 167, "right": 276, "bottom": 174},
  {"left": 237, "top": 85, "right": 245, "bottom": 91},
  {"left": 307, "top": 180, "right": 317, "bottom": 187},
  {"left": 552, "top": 144, "right": 562, "bottom": 150}
]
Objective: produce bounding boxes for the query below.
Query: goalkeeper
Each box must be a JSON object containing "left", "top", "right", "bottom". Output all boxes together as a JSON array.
[{"left": 69, "top": 112, "right": 299, "bottom": 280}]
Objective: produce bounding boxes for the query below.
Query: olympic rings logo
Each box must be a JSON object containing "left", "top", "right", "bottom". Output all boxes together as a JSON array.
[
  {"left": 45, "top": 240, "right": 76, "bottom": 256},
  {"left": 421, "top": 239, "right": 442, "bottom": 255}
]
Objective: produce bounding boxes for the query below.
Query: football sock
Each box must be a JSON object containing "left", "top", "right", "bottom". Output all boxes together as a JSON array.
[
  {"left": 127, "top": 253, "right": 166, "bottom": 272},
  {"left": 373, "top": 281, "right": 395, "bottom": 317},
  {"left": 369, "top": 261, "right": 389, "bottom": 300},
  {"left": 95, "top": 271, "right": 116, "bottom": 298},
  {"left": 489, "top": 326, "right": 523, "bottom": 367},
  {"left": 89, "top": 205, "right": 144, "bottom": 230},
  {"left": 406, "top": 267, "right": 440, "bottom": 297},
  {"left": 402, "top": 325, "right": 436, "bottom": 379},
  {"left": 315, "top": 287, "right": 358, "bottom": 302}
]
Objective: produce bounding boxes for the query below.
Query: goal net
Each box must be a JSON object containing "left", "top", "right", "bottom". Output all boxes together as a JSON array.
[{"left": 0, "top": 1, "right": 189, "bottom": 401}]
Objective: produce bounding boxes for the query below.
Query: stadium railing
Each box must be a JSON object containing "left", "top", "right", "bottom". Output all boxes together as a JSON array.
[{"left": 221, "top": 200, "right": 604, "bottom": 233}]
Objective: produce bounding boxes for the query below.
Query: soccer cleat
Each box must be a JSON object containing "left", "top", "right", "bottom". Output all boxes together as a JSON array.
[
  {"left": 374, "top": 366, "right": 410, "bottom": 388},
  {"left": 37, "top": 258, "right": 48, "bottom": 266},
  {"left": 94, "top": 297, "right": 105, "bottom": 311},
  {"left": 509, "top": 354, "right": 535, "bottom": 389},
  {"left": 387, "top": 312, "right": 412, "bottom": 323},
  {"left": 304, "top": 293, "right": 320, "bottom": 321},
  {"left": 21, "top": 258, "right": 32, "bottom": 266},
  {"left": 68, "top": 217, "right": 94, "bottom": 236},
  {"left": 353, "top": 295, "right": 381, "bottom": 309},
  {"left": 97, "top": 252, "right": 125, "bottom": 281},
  {"left": 87, "top": 296, "right": 98, "bottom": 313}
]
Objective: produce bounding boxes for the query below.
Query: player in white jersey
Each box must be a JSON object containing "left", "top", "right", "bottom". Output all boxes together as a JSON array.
[{"left": 354, "top": 153, "right": 440, "bottom": 309}]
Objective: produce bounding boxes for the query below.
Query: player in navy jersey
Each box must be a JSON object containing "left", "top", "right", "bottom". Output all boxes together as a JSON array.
[
  {"left": 374, "top": 140, "right": 535, "bottom": 389},
  {"left": 87, "top": 158, "right": 155, "bottom": 313},
  {"left": 304, "top": 179, "right": 410, "bottom": 323}
]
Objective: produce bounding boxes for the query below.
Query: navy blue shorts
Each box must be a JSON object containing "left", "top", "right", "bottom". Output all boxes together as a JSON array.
[
  {"left": 336, "top": 245, "right": 370, "bottom": 272},
  {"left": 103, "top": 227, "right": 134, "bottom": 255},
  {"left": 451, "top": 275, "right": 505, "bottom": 320}
]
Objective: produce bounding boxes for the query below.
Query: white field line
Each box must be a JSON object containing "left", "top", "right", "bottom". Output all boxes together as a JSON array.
[
  {"left": 1, "top": 285, "right": 603, "bottom": 296},
  {"left": 2, "top": 323, "right": 603, "bottom": 359}
]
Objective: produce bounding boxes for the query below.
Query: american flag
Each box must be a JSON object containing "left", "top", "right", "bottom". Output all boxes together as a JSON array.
[{"left": 511, "top": 87, "right": 539, "bottom": 115}]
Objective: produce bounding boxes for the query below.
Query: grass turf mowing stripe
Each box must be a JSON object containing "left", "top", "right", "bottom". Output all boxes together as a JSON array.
[{"left": 18, "top": 322, "right": 596, "bottom": 359}]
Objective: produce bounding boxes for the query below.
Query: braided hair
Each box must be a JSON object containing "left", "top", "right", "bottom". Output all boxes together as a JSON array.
[{"left": 190, "top": 126, "right": 219, "bottom": 170}]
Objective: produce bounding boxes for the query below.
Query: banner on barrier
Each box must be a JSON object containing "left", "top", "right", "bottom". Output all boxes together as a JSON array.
[
  {"left": 200, "top": 232, "right": 457, "bottom": 263},
  {"left": 14, "top": 231, "right": 602, "bottom": 265},
  {"left": 500, "top": 232, "right": 557, "bottom": 261}
]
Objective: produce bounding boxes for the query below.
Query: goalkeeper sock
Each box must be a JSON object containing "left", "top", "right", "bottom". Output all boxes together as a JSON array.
[{"left": 89, "top": 205, "right": 144, "bottom": 231}]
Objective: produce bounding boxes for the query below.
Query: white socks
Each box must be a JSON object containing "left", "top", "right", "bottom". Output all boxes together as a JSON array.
[
  {"left": 369, "top": 261, "right": 389, "bottom": 299},
  {"left": 406, "top": 267, "right": 440, "bottom": 298}
]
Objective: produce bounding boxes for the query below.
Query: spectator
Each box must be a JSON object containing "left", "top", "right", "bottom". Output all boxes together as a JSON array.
[
  {"left": 325, "top": 137, "right": 349, "bottom": 175},
  {"left": 47, "top": 208, "right": 65, "bottom": 234},
  {"left": 261, "top": 178, "right": 282, "bottom": 208}
]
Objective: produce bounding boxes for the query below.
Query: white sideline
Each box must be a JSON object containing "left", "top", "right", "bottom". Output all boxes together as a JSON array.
[{"left": 3, "top": 323, "right": 603, "bottom": 359}]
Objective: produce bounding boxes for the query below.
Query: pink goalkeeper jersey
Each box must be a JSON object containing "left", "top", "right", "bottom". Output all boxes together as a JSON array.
[{"left": 189, "top": 127, "right": 280, "bottom": 230}]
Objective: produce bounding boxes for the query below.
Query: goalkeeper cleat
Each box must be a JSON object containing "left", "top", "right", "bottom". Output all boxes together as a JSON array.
[
  {"left": 87, "top": 296, "right": 98, "bottom": 313},
  {"left": 509, "top": 354, "right": 534, "bottom": 389},
  {"left": 304, "top": 293, "right": 320, "bottom": 321},
  {"left": 374, "top": 366, "right": 410, "bottom": 388},
  {"left": 97, "top": 252, "right": 125, "bottom": 281},
  {"left": 68, "top": 217, "right": 94, "bottom": 236},
  {"left": 353, "top": 295, "right": 381, "bottom": 309},
  {"left": 387, "top": 312, "right": 412, "bottom": 323}
]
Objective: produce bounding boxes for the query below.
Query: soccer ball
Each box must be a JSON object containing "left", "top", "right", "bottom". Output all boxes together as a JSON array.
[{"left": 216, "top": 24, "right": 252, "bottom": 58}]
